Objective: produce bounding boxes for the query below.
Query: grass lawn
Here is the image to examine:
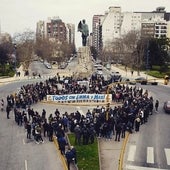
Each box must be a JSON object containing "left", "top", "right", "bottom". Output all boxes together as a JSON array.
[
  {"left": 67, "top": 133, "right": 100, "bottom": 170},
  {"left": 147, "top": 70, "right": 166, "bottom": 78}
]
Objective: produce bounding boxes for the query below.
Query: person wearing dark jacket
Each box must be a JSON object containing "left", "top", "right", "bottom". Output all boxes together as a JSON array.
[
  {"left": 58, "top": 136, "right": 67, "bottom": 155},
  {"left": 48, "top": 123, "right": 53, "bottom": 142},
  {"left": 6, "top": 104, "right": 11, "bottom": 119},
  {"left": 115, "top": 122, "right": 122, "bottom": 141},
  {"left": 26, "top": 121, "right": 32, "bottom": 139},
  {"left": 155, "top": 100, "right": 159, "bottom": 111},
  {"left": 70, "top": 146, "right": 77, "bottom": 164},
  {"left": 65, "top": 148, "right": 73, "bottom": 170}
]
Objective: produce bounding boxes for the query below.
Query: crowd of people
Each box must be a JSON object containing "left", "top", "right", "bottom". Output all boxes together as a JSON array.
[{"left": 2, "top": 73, "right": 159, "bottom": 169}]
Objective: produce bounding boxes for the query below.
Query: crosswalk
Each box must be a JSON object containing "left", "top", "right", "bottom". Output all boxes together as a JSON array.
[{"left": 126, "top": 145, "right": 170, "bottom": 169}]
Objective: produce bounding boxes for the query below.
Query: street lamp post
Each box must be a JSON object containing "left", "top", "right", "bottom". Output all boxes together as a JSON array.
[{"left": 13, "top": 44, "right": 17, "bottom": 74}]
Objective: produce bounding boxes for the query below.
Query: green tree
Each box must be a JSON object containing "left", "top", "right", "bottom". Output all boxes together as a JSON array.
[
  {"left": 148, "top": 37, "right": 170, "bottom": 71},
  {"left": 0, "top": 36, "right": 13, "bottom": 73}
]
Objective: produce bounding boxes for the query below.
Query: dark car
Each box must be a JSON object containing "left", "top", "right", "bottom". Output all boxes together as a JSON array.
[
  {"left": 121, "top": 77, "right": 136, "bottom": 85},
  {"left": 135, "top": 77, "right": 147, "bottom": 85},
  {"left": 163, "top": 101, "right": 170, "bottom": 113}
]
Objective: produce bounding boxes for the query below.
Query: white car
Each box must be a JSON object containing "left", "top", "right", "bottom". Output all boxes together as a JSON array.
[{"left": 44, "top": 63, "right": 52, "bottom": 69}]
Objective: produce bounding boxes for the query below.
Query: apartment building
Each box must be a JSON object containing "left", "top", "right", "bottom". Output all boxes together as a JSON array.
[
  {"left": 93, "top": 6, "right": 170, "bottom": 51},
  {"left": 36, "top": 17, "right": 75, "bottom": 44},
  {"left": 101, "top": 6, "right": 122, "bottom": 47},
  {"left": 141, "top": 17, "right": 168, "bottom": 39},
  {"left": 92, "top": 15, "right": 103, "bottom": 52},
  {"left": 66, "top": 23, "right": 75, "bottom": 45}
]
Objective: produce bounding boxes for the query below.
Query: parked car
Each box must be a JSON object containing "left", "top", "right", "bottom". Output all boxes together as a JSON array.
[
  {"left": 135, "top": 77, "right": 147, "bottom": 85},
  {"left": 120, "top": 77, "right": 136, "bottom": 85},
  {"left": 163, "top": 101, "right": 170, "bottom": 113}
]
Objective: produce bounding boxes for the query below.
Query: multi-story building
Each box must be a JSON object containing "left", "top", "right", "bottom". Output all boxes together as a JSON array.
[
  {"left": 36, "top": 20, "right": 45, "bottom": 39},
  {"left": 92, "top": 15, "right": 103, "bottom": 52},
  {"left": 46, "top": 17, "right": 66, "bottom": 42},
  {"left": 36, "top": 17, "right": 75, "bottom": 45},
  {"left": 66, "top": 23, "right": 75, "bottom": 45},
  {"left": 101, "top": 6, "right": 122, "bottom": 47},
  {"left": 121, "top": 12, "right": 142, "bottom": 35},
  {"left": 141, "top": 22, "right": 155, "bottom": 39},
  {"left": 141, "top": 17, "right": 168, "bottom": 39},
  {"left": 93, "top": 6, "right": 170, "bottom": 51}
]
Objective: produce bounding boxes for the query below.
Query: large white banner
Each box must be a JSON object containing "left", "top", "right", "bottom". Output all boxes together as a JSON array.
[{"left": 47, "top": 94, "right": 112, "bottom": 103}]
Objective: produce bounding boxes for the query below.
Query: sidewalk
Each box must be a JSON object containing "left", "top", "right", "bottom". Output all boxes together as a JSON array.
[{"left": 111, "top": 64, "right": 166, "bottom": 85}]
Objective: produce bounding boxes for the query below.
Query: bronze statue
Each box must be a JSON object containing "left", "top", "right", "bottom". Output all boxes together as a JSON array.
[{"left": 78, "top": 19, "right": 89, "bottom": 46}]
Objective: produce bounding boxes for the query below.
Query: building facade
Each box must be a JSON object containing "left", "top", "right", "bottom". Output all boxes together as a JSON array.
[
  {"left": 92, "top": 6, "right": 170, "bottom": 52},
  {"left": 36, "top": 17, "right": 75, "bottom": 44},
  {"left": 92, "top": 15, "right": 103, "bottom": 52}
]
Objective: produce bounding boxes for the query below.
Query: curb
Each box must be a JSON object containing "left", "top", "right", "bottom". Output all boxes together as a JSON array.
[
  {"left": 118, "top": 132, "right": 130, "bottom": 170},
  {"left": 53, "top": 136, "right": 68, "bottom": 170},
  {"left": 97, "top": 139, "right": 102, "bottom": 170},
  {"left": 40, "top": 100, "right": 123, "bottom": 107}
]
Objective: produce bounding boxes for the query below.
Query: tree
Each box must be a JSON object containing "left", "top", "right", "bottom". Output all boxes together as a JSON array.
[
  {"left": 147, "top": 37, "right": 170, "bottom": 71},
  {"left": 135, "top": 39, "right": 147, "bottom": 75},
  {"left": 35, "top": 37, "right": 54, "bottom": 61},
  {"left": 121, "top": 30, "right": 140, "bottom": 67},
  {"left": 13, "top": 29, "right": 35, "bottom": 69},
  {"left": 90, "top": 46, "right": 98, "bottom": 60},
  {"left": 0, "top": 36, "right": 13, "bottom": 73}
]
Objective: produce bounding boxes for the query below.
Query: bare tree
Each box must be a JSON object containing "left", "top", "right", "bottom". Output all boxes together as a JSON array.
[
  {"left": 35, "top": 37, "right": 54, "bottom": 62},
  {"left": 121, "top": 30, "right": 140, "bottom": 67},
  {"left": 13, "top": 29, "right": 35, "bottom": 69}
]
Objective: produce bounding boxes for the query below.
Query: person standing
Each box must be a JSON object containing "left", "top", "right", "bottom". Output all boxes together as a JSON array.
[
  {"left": 134, "top": 116, "right": 141, "bottom": 132},
  {"left": 65, "top": 148, "right": 73, "bottom": 170},
  {"left": 155, "top": 100, "right": 159, "bottom": 111},
  {"left": 70, "top": 146, "right": 77, "bottom": 165},
  {"left": 48, "top": 123, "right": 53, "bottom": 142},
  {"left": 6, "top": 104, "right": 11, "bottom": 119},
  {"left": 115, "top": 122, "right": 122, "bottom": 141},
  {"left": 26, "top": 121, "right": 32, "bottom": 139}
]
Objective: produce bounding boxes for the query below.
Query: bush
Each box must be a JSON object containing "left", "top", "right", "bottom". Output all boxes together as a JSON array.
[
  {"left": 0, "top": 64, "right": 15, "bottom": 77},
  {"left": 147, "top": 70, "right": 165, "bottom": 78}
]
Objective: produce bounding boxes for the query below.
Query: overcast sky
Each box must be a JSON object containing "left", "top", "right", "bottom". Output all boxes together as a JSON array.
[{"left": 0, "top": 0, "right": 170, "bottom": 47}]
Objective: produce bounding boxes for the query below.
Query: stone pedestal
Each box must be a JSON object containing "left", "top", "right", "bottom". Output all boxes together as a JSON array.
[{"left": 74, "top": 46, "right": 93, "bottom": 78}]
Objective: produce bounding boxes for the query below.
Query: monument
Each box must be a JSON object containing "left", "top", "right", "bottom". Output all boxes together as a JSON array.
[
  {"left": 73, "top": 19, "right": 92, "bottom": 79},
  {"left": 78, "top": 19, "right": 89, "bottom": 46}
]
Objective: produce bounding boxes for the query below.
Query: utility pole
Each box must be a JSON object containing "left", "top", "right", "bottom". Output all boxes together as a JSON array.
[
  {"left": 13, "top": 43, "right": 17, "bottom": 74},
  {"left": 146, "top": 41, "right": 150, "bottom": 80}
]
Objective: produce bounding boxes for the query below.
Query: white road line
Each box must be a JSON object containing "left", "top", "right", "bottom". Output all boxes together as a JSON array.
[
  {"left": 147, "top": 147, "right": 154, "bottom": 164},
  {"left": 127, "top": 145, "right": 136, "bottom": 161},
  {"left": 23, "top": 139, "right": 25, "bottom": 145},
  {"left": 164, "top": 148, "right": 170, "bottom": 165},
  {"left": 126, "top": 165, "right": 167, "bottom": 170},
  {"left": 25, "top": 160, "right": 27, "bottom": 170}
]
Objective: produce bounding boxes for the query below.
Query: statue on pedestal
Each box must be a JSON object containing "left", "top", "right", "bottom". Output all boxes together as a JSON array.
[{"left": 78, "top": 19, "right": 89, "bottom": 46}]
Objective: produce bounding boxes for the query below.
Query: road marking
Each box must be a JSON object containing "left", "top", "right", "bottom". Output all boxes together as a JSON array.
[
  {"left": 147, "top": 147, "right": 154, "bottom": 164},
  {"left": 126, "top": 165, "right": 167, "bottom": 170},
  {"left": 164, "top": 148, "right": 170, "bottom": 165},
  {"left": 127, "top": 145, "right": 136, "bottom": 161},
  {"left": 25, "top": 160, "right": 27, "bottom": 170},
  {"left": 23, "top": 139, "right": 25, "bottom": 145}
]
